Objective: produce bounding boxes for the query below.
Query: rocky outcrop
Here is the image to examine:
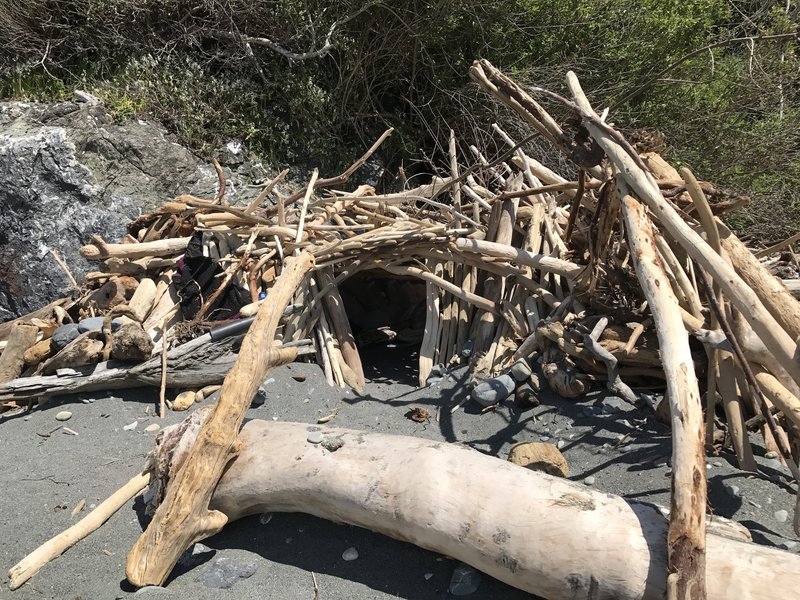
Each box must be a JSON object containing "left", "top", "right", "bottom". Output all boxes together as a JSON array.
[{"left": 0, "top": 99, "right": 218, "bottom": 321}]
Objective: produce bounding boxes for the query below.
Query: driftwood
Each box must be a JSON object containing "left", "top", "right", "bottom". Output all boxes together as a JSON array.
[
  {"left": 126, "top": 252, "right": 314, "bottom": 587},
  {"left": 140, "top": 417, "right": 800, "bottom": 600},
  {"left": 0, "top": 323, "right": 39, "bottom": 384}
]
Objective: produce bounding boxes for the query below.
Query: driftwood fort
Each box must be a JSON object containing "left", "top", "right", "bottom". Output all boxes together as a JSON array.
[{"left": 2, "top": 62, "right": 800, "bottom": 599}]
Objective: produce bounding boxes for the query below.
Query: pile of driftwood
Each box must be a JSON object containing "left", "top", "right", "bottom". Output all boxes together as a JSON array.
[{"left": 3, "top": 61, "right": 800, "bottom": 599}]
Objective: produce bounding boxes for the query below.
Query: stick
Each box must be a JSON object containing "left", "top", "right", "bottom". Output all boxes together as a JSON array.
[
  {"left": 619, "top": 186, "right": 707, "bottom": 600},
  {"left": 126, "top": 252, "right": 315, "bottom": 587},
  {"left": 80, "top": 236, "right": 191, "bottom": 261},
  {"left": 9, "top": 472, "right": 150, "bottom": 590}
]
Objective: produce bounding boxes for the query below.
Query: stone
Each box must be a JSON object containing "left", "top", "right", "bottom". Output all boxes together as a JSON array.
[
  {"left": 134, "top": 586, "right": 169, "bottom": 596},
  {"left": 514, "top": 381, "right": 540, "bottom": 407},
  {"left": 471, "top": 374, "right": 516, "bottom": 407},
  {"left": 144, "top": 423, "right": 160, "bottom": 433},
  {"left": 176, "top": 543, "right": 214, "bottom": 569},
  {"left": 765, "top": 451, "right": 779, "bottom": 459},
  {"left": 198, "top": 557, "right": 257, "bottom": 589},
  {"left": 259, "top": 513, "right": 273, "bottom": 525},
  {"left": 341, "top": 547, "right": 359, "bottom": 561},
  {"left": 509, "top": 358, "right": 532, "bottom": 382},
  {"left": 110, "top": 322, "right": 154, "bottom": 361},
  {"left": 507, "top": 442, "right": 569, "bottom": 478},
  {"left": 583, "top": 476, "right": 596, "bottom": 486},
  {"left": 781, "top": 541, "right": 798, "bottom": 550},
  {"left": 0, "top": 100, "right": 218, "bottom": 321},
  {"left": 77, "top": 316, "right": 122, "bottom": 333},
  {"left": 775, "top": 509, "right": 789, "bottom": 523},
  {"left": 55, "top": 410, "right": 72, "bottom": 421},
  {"left": 168, "top": 391, "right": 196, "bottom": 411},
  {"left": 307, "top": 431, "right": 323, "bottom": 444},
  {"left": 123, "top": 420, "right": 138, "bottom": 431},
  {"left": 449, "top": 563, "right": 482, "bottom": 596},
  {"left": 51, "top": 323, "right": 80, "bottom": 350}
]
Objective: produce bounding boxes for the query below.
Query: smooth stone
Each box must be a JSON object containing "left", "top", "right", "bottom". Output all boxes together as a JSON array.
[
  {"left": 307, "top": 431, "right": 323, "bottom": 444},
  {"left": 765, "top": 451, "right": 779, "bottom": 459},
  {"left": 342, "top": 547, "right": 359, "bottom": 561},
  {"left": 51, "top": 323, "right": 80, "bottom": 350},
  {"left": 55, "top": 410, "right": 72, "bottom": 421},
  {"left": 509, "top": 358, "right": 532, "bottom": 382},
  {"left": 556, "top": 439, "right": 566, "bottom": 450},
  {"left": 144, "top": 423, "right": 160, "bottom": 433},
  {"left": 471, "top": 374, "right": 516, "bottom": 407},
  {"left": 449, "top": 563, "right": 482, "bottom": 596},
  {"left": 583, "top": 476, "right": 596, "bottom": 486},
  {"left": 177, "top": 543, "right": 214, "bottom": 568},
  {"left": 134, "top": 586, "right": 169, "bottom": 596},
  {"left": 725, "top": 485, "right": 742, "bottom": 498},
  {"left": 781, "top": 541, "right": 798, "bottom": 550},
  {"left": 775, "top": 509, "right": 789, "bottom": 523},
  {"left": 78, "top": 316, "right": 123, "bottom": 333},
  {"left": 198, "top": 557, "right": 257, "bottom": 589}
]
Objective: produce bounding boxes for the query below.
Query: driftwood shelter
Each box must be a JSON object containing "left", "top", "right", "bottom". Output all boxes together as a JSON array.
[{"left": 2, "top": 62, "right": 800, "bottom": 599}]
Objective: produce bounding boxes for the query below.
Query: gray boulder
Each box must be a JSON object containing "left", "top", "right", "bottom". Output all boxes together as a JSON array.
[{"left": 0, "top": 100, "right": 218, "bottom": 321}]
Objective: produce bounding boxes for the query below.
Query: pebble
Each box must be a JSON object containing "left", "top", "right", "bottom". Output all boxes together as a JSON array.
[
  {"left": 748, "top": 500, "right": 762, "bottom": 509},
  {"left": 449, "top": 563, "right": 482, "bottom": 596},
  {"left": 123, "top": 420, "right": 138, "bottom": 431},
  {"left": 509, "top": 358, "right": 532, "bottom": 382},
  {"left": 775, "top": 509, "right": 789, "bottom": 523},
  {"left": 144, "top": 423, "right": 160, "bottom": 433},
  {"left": 713, "top": 461, "right": 722, "bottom": 468},
  {"left": 583, "top": 476, "right": 596, "bottom": 486},
  {"left": 177, "top": 543, "right": 214, "bottom": 568},
  {"left": 134, "top": 586, "right": 169, "bottom": 596},
  {"left": 765, "top": 451, "right": 779, "bottom": 459},
  {"left": 424, "top": 572, "right": 434, "bottom": 581},
  {"left": 471, "top": 374, "right": 516, "bottom": 407},
  {"left": 307, "top": 431, "right": 323, "bottom": 444},
  {"left": 342, "top": 547, "right": 359, "bottom": 561},
  {"left": 55, "top": 410, "right": 72, "bottom": 421},
  {"left": 725, "top": 484, "right": 741, "bottom": 498},
  {"left": 259, "top": 513, "right": 273, "bottom": 525},
  {"left": 198, "top": 557, "right": 257, "bottom": 589},
  {"left": 556, "top": 440, "right": 566, "bottom": 450},
  {"left": 461, "top": 339, "right": 474, "bottom": 358},
  {"left": 781, "top": 541, "right": 798, "bottom": 550},
  {"left": 77, "top": 316, "right": 123, "bottom": 333},
  {"left": 51, "top": 323, "right": 80, "bottom": 350}
]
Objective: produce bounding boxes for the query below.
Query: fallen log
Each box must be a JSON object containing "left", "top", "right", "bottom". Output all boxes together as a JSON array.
[{"left": 141, "top": 417, "right": 800, "bottom": 600}]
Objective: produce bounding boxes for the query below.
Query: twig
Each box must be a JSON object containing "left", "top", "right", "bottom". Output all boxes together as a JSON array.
[{"left": 48, "top": 248, "right": 79, "bottom": 290}]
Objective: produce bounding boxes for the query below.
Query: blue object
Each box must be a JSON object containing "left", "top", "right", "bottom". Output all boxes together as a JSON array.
[{"left": 258, "top": 291, "right": 267, "bottom": 300}]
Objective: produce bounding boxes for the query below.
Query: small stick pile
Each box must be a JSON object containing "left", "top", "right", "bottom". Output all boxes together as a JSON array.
[{"left": 1, "top": 60, "right": 800, "bottom": 598}]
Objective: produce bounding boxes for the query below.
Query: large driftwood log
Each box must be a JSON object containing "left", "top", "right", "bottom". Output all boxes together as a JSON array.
[
  {"left": 143, "top": 417, "right": 800, "bottom": 600},
  {"left": 126, "top": 252, "right": 315, "bottom": 587}
]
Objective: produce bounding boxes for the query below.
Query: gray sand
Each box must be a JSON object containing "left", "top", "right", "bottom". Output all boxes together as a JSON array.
[{"left": 1, "top": 345, "right": 798, "bottom": 599}]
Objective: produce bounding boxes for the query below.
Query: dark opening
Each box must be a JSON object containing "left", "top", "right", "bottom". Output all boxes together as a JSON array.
[{"left": 338, "top": 270, "right": 427, "bottom": 385}]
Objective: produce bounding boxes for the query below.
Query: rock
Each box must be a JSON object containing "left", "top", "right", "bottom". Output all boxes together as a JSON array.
[
  {"left": 123, "top": 420, "right": 138, "bottom": 431},
  {"left": 168, "top": 391, "right": 196, "bottom": 412},
  {"left": 341, "top": 547, "right": 359, "bottom": 561},
  {"left": 507, "top": 442, "right": 569, "bottom": 478},
  {"left": 583, "top": 476, "right": 596, "bottom": 486},
  {"left": 307, "top": 431, "right": 323, "bottom": 444},
  {"left": 514, "top": 381, "right": 540, "bottom": 407},
  {"left": 449, "top": 563, "right": 482, "bottom": 596},
  {"left": 471, "top": 374, "right": 516, "bottom": 407},
  {"left": 177, "top": 543, "right": 215, "bottom": 569},
  {"left": 144, "top": 423, "right": 160, "bottom": 433},
  {"left": 77, "top": 316, "right": 122, "bottom": 333},
  {"left": 781, "top": 541, "right": 798, "bottom": 550},
  {"left": 775, "top": 509, "right": 789, "bottom": 523},
  {"left": 55, "top": 410, "right": 72, "bottom": 421},
  {"left": 134, "top": 586, "right": 169, "bottom": 596},
  {"left": 110, "top": 322, "right": 154, "bottom": 361},
  {"left": 509, "top": 358, "right": 532, "bottom": 382},
  {"left": 259, "top": 513, "right": 273, "bottom": 525},
  {"left": 765, "top": 451, "right": 779, "bottom": 459},
  {"left": 198, "top": 557, "right": 257, "bottom": 589},
  {"left": 51, "top": 323, "right": 80, "bottom": 350},
  {"left": 0, "top": 100, "right": 218, "bottom": 320}
]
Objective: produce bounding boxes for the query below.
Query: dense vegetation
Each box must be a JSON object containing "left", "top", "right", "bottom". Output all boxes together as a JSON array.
[{"left": 1, "top": 0, "right": 797, "bottom": 240}]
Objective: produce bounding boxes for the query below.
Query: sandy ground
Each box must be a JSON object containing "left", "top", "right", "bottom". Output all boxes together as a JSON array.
[{"left": 1, "top": 344, "right": 798, "bottom": 600}]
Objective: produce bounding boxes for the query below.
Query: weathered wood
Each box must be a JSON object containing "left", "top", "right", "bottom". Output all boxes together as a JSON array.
[
  {"left": 0, "top": 323, "right": 39, "bottom": 384},
  {"left": 126, "top": 252, "right": 314, "bottom": 587},
  {"left": 145, "top": 418, "right": 800, "bottom": 600},
  {"left": 619, "top": 189, "right": 707, "bottom": 600},
  {"left": 80, "top": 236, "right": 192, "bottom": 261},
  {"left": 456, "top": 238, "right": 583, "bottom": 279}
]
